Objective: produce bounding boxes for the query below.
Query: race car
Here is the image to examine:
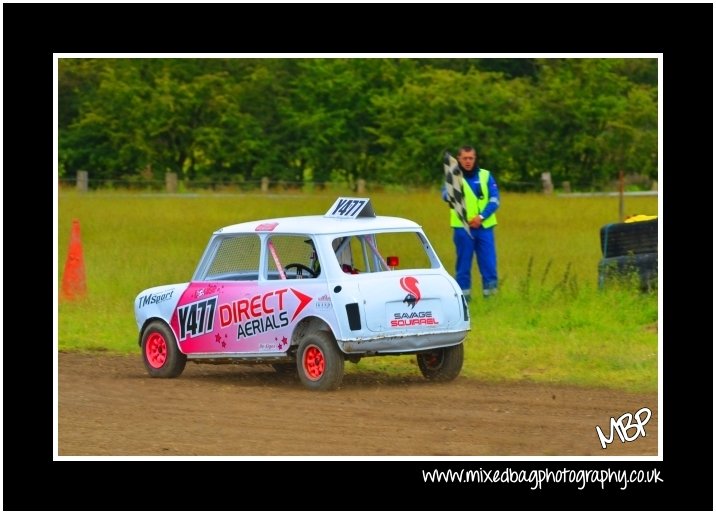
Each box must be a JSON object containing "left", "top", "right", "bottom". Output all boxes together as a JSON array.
[{"left": 134, "top": 197, "right": 470, "bottom": 390}]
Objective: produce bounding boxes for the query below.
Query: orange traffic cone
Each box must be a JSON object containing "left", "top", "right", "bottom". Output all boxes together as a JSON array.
[{"left": 60, "top": 219, "right": 87, "bottom": 301}]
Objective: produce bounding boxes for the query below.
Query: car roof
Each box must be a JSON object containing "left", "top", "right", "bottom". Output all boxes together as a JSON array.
[{"left": 216, "top": 215, "right": 421, "bottom": 236}]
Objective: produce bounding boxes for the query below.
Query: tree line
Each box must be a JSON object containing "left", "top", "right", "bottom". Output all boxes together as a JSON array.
[{"left": 59, "top": 58, "right": 657, "bottom": 190}]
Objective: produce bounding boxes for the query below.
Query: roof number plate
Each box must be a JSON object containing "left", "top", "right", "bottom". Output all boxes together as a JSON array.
[{"left": 325, "top": 197, "right": 376, "bottom": 219}]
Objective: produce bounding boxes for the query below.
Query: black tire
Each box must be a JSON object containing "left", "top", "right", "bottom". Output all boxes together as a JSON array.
[
  {"left": 141, "top": 320, "right": 187, "bottom": 378},
  {"left": 600, "top": 219, "right": 657, "bottom": 258},
  {"left": 296, "top": 331, "right": 344, "bottom": 391},
  {"left": 417, "top": 343, "right": 464, "bottom": 382},
  {"left": 598, "top": 253, "right": 657, "bottom": 291}
]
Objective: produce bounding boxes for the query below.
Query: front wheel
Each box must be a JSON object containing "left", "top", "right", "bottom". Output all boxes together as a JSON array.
[
  {"left": 141, "top": 320, "right": 187, "bottom": 378},
  {"left": 297, "top": 331, "right": 344, "bottom": 391},
  {"left": 417, "top": 343, "right": 463, "bottom": 382}
]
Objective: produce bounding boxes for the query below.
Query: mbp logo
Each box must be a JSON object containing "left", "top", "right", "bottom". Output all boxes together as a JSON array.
[{"left": 595, "top": 407, "right": 652, "bottom": 449}]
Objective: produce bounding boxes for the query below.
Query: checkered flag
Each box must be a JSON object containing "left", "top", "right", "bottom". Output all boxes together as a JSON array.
[{"left": 444, "top": 152, "right": 473, "bottom": 238}]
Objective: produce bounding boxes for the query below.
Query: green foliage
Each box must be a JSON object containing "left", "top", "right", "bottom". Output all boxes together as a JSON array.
[
  {"left": 58, "top": 191, "right": 658, "bottom": 392},
  {"left": 525, "top": 59, "right": 657, "bottom": 188},
  {"left": 369, "top": 67, "right": 534, "bottom": 184},
  {"left": 58, "top": 58, "right": 658, "bottom": 189}
]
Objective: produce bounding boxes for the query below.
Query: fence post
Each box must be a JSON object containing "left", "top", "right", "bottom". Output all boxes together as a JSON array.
[
  {"left": 77, "top": 170, "right": 88, "bottom": 192},
  {"left": 165, "top": 172, "right": 178, "bottom": 194},
  {"left": 261, "top": 177, "right": 270, "bottom": 193},
  {"left": 541, "top": 172, "right": 553, "bottom": 195},
  {"left": 357, "top": 179, "right": 366, "bottom": 194},
  {"left": 618, "top": 170, "right": 624, "bottom": 222},
  {"left": 561, "top": 181, "right": 571, "bottom": 193}
]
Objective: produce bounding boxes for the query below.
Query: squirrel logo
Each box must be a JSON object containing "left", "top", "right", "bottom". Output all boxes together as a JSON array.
[{"left": 400, "top": 277, "right": 421, "bottom": 309}]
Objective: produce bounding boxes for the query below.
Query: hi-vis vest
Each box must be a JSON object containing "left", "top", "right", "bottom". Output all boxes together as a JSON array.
[{"left": 450, "top": 168, "right": 498, "bottom": 229}]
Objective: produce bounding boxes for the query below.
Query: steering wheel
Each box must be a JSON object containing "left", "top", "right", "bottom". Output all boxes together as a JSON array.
[{"left": 284, "top": 263, "right": 317, "bottom": 278}]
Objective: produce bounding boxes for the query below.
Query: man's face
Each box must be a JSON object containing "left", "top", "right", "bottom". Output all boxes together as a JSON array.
[{"left": 457, "top": 150, "right": 477, "bottom": 172}]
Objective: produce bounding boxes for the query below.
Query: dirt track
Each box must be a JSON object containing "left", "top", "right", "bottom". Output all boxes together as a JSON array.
[{"left": 58, "top": 352, "right": 658, "bottom": 457}]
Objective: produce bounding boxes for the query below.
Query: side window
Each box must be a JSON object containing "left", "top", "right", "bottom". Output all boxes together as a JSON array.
[
  {"left": 205, "top": 235, "right": 260, "bottom": 281},
  {"left": 267, "top": 235, "right": 320, "bottom": 280},
  {"left": 372, "top": 232, "right": 434, "bottom": 269},
  {"left": 333, "top": 235, "right": 379, "bottom": 273},
  {"left": 333, "top": 232, "right": 435, "bottom": 273}
]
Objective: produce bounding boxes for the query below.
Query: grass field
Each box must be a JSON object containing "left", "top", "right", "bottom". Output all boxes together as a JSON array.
[{"left": 57, "top": 190, "right": 659, "bottom": 392}]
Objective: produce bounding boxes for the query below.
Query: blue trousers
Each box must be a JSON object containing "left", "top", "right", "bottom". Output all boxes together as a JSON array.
[{"left": 453, "top": 226, "right": 498, "bottom": 295}]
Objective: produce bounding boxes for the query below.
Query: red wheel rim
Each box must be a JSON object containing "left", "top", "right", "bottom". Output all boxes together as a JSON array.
[
  {"left": 423, "top": 351, "right": 442, "bottom": 369},
  {"left": 146, "top": 332, "right": 167, "bottom": 369},
  {"left": 302, "top": 344, "right": 325, "bottom": 381}
]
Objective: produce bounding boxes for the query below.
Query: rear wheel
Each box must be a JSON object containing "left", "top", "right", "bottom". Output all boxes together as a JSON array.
[
  {"left": 417, "top": 343, "right": 463, "bottom": 382},
  {"left": 297, "top": 331, "right": 344, "bottom": 391},
  {"left": 141, "top": 320, "right": 187, "bottom": 378}
]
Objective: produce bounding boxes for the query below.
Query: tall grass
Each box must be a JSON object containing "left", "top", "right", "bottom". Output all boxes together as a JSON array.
[{"left": 58, "top": 190, "right": 658, "bottom": 392}]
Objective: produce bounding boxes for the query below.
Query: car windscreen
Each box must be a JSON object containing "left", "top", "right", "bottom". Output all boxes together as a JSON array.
[{"left": 204, "top": 235, "right": 261, "bottom": 281}]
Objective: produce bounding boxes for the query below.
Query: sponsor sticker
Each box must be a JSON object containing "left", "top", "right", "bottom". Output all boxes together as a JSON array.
[
  {"left": 217, "top": 288, "right": 312, "bottom": 340},
  {"left": 138, "top": 289, "right": 174, "bottom": 308},
  {"left": 390, "top": 311, "right": 439, "bottom": 327},
  {"left": 255, "top": 222, "right": 279, "bottom": 231}
]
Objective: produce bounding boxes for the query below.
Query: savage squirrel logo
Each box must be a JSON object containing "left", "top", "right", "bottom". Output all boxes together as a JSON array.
[
  {"left": 392, "top": 277, "right": 437, "bottom": 327},
  {"left": 391, "top": 311, "right": 438, "bottom": 327},
  {"left": 400, "top": 276, "right": 421, "bottom": 309}
]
